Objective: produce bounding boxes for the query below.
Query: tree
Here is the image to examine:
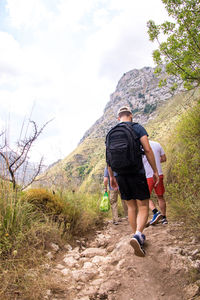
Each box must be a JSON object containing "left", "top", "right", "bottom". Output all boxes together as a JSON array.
[
  {"left": 0, "top": 120, "right": 51, "bottom": 190},
  {"left": 147, "top": 0, "right": 200, "bottom": 90}
]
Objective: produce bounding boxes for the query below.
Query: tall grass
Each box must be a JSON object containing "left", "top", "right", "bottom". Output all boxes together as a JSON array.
[
  {"left": 0, "top": 180, "right": 63, "bottom": 299},
  {"left": 24, "top": 188, "right": 107, "bottom": 237},
  {"left": 165, "top": 101, "right": 200, "bottom": 232},
  {"left": 0, "top": 182, "right": 108, "bottom": 299},
  {"left": 60, "top": 190, "right": 106, "bottom": 235}
]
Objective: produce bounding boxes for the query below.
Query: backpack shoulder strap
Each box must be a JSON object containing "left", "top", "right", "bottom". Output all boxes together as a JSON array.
[{"left": 119, "top": 122, "right": 137, "bottom": 139}]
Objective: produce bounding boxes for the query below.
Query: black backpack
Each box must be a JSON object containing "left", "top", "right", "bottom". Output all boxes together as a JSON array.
[{"left": 105, "top": 122, "right": 143, "bottom": 174}]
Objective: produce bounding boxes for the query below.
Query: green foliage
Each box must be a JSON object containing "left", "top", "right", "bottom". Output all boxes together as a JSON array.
[
  {"left": 60, "top": 191, "right": 106, "bottom": 235},
  {"left": 132, "top": 108, "right": 139, "bottom": 114},
  {"left": 165, "top": 101, "right": 200, "bottom": 230},
  {"left": 138, "top": 92, "right": 145, "bottom": 99},
  {"left": 147, "top": 0, "right": 200, "bottom": 90},
  {"left": 64, "top": 162, "right": 72, "bottom": 175},
  {"left": 77, "top": 164, "right": 92, "bottom": 178},
  {"left": 144, "top": 103, "right": 157, "bottom": 114},
  {"left": 0, "top": 185, "right": 37, "bottom": 255}
]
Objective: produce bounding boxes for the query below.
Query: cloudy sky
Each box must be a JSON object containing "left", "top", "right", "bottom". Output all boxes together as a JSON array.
[{"left": 0, "top": 0, "right": 168, "bottom": 165}]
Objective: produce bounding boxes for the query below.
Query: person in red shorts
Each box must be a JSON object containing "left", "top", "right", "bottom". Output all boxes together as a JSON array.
[{"left": 143, "top": 140, "right": 168, "bottom": 225}]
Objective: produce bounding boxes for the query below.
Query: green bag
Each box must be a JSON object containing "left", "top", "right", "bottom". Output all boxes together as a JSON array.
[{"left": 100, "top": 192, "right": 110, "bottom": 212}]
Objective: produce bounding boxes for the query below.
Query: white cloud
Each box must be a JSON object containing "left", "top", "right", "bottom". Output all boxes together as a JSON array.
[
  {"left": 0, "top": 0, "right": 169, "bottom": 164},
  {"left": 55, "top": 0, "right": 95, "bottom": 31},
  {"left": 0, "top": 32, "right": 22, "bottom": 76},
  {"left": 5, "top": 0, "right": 53, "bottom": 29}
]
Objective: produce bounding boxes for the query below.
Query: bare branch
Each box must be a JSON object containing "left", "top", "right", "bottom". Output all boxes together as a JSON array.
[
  {"left": 10, "top": 119, "right": 52, "bottom": 171},
  {"left": 21, "top": 157, "right": 44, "bottom": 190},
  {"left": 0, "top": 118, "right": 51, "bottom": 190}
]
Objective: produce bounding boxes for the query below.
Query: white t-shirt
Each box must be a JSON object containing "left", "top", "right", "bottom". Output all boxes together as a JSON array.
[{"left": 142, "top": 141, "right": 165, "bottom": 178}]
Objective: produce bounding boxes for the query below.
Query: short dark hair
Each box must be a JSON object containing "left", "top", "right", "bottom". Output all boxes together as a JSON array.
[
  {"left": 118, "top": 111, "right": 132, "bottom": 118},
  {"left": 117, "top": 106, "right": 132, "bottom": 117}
]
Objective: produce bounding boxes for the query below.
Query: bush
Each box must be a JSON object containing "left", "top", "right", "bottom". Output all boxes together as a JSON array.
[
  {"left": 23, "top": 188, "right": 105, "bottom": 237},
  {"left": 165, "top": 101, "right": 200, "bottom": 231},
  {"left": 24, "top": 188, "right": 64, "bottom": 215},
  {"left": 144, "top": 103, "right": 157, "bottom": 114}
]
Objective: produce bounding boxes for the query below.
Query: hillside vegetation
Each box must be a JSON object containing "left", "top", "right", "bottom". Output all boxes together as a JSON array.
[
  {"left": 0, "top": 184, "right": 107, "bottom": 299},
  {"left": 36, "top": 88, "right": 199, "bottom": 193},
  {"left": 0, "top": 88, "right": 199, "bottom": 299},
  {"left": 165, "top": 100, "right": 200, "bottom": 231},
  {"left": 146, "top": 88, "right": 200, "bottom": 231},
  {"left": 34, "top": 66, "right": 185, "bottom": 192}
]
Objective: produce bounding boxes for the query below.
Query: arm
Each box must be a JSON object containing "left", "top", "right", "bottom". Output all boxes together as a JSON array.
[
  {"left": 160, "top": 154, "right": 166, "bottom": 163},
  {"left": 107, "top": 166, "right": 118, "bottom": 190},
  {"left": 140, "top": 135, "right": 159, "bottom": 186},
  {"left": 104, "top": 176, "right": 108, "bottom": 192}
]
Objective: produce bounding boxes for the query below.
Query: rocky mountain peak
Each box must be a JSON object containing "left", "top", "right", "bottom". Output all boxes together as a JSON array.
[
  {"left": 80, "top": 66, "right": 183, "bottom": 143},
  {"left": 37, "top": 65, "right": 190, "bottom": 192}
]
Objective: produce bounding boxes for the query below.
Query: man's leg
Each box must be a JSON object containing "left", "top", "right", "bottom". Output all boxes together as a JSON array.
[
  {"left": 121, "top": 198, "right": 128, "bottom": 217},
  {"left": 109, "top": 190, "right": 119, "bottom": 224},
  {"left": 136, "top": 199, "right": 149, "bottom": 232},
  {"left": 146, "top": 177, "right": 161, "bottom": 225},
  {"left": 146, "top": 176, "right": 165, "bottom": 226},
  {"left": 129, "top": 199, "right": 149, "bottom": 257},
  {"left": 157, "top": 195, "right": 166, "bottom": 216},
  {"left": 157, "top": 195, "right": 168, "bottom": 224},
  {"left": 153, "top": 176, "right": 167, "bottom": 224},
  {"left": 148, "top": 198, "right": 162, "bottom": 225},
  {"left": 149, "top": 199, "right": 156, "bottom": 211},
  {"left": 125, "top": 199, "right": 137, "bottom": 233}
]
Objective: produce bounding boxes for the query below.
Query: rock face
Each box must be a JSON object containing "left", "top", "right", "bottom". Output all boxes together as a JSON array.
[
  {"left": 36, "top": 66, "right": 184, "bottom": 191},
  {"left": 80, "top": 66, "right": 182, "bottom": 143}
]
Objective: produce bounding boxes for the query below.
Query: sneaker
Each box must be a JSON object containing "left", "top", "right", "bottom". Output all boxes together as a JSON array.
[
  {"left": 149, "top": 212, "right": 163, "bottom": 225},
  {"left": 162, "top": 218, "right": 168, "bottom": 225},
  {"left": 130, "top": 234, "right": 146, "bottom": 257},
  {"left": 141, "top": 234, "right": 146, "bottom": 244}
]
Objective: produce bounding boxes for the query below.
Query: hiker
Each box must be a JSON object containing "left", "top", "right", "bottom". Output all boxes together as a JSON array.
[
  {"left": 106, "top": 106, "right": 159, "bottom": 257},
  {"left": 143, "top": 140, "right": 168, "bottom": 225},
  {"left": 104, "top": 166, "right": 128, "bottom": 225}
]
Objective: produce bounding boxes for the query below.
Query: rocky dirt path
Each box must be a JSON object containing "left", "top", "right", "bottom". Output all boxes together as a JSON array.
[{"left": 45, "top": 219, "right": 200, "bottom": 300}]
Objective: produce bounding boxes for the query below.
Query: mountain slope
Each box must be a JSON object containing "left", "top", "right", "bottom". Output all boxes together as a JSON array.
[{"left": 35, "top": 67, "right": 199, "bottom": 192}]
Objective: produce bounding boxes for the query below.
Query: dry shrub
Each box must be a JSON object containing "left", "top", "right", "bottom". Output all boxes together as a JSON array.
[
  {"left": 23, "top": 188, "right": 64, "bottom": 215},
  {"left": 23, "top": 189, "right": 106, "bottom": 236}
]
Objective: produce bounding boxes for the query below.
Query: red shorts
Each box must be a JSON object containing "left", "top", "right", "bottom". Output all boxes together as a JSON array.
[{"left": 147, "top": 175, "right": 165, "bottom": 196}]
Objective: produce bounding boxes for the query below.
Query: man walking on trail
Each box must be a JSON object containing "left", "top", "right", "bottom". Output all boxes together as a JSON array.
[
  {"left": 106, "top": 106, "right": 159, "bottom": 257},
  {"left": 143, "top": 140, "right": 168, "bottom": 226},
  {"left": 104, "top": 166, "right": 128, "bottom": 225}
]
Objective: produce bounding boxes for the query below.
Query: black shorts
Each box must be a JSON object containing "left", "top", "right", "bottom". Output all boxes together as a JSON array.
[{"left": 116, "top": 173, "right": 150, "bottom": 201}]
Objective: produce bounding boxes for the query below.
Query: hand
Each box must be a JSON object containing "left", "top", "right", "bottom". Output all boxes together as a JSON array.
[
  {"left": 110, "top": 176, "right": 119, "bottom": 191},
  {"left": 153, "top": 171, "right": 159, "bottom": 187}
]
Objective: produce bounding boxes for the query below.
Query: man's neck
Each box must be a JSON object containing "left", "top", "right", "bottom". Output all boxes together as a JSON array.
[{"left": 120, "top": 116, "right": 132, "bottom": 122}]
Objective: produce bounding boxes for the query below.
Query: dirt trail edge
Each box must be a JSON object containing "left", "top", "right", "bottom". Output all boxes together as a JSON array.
[{"left": 45, "top": 219, "right": 200, "bottom": 300}]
